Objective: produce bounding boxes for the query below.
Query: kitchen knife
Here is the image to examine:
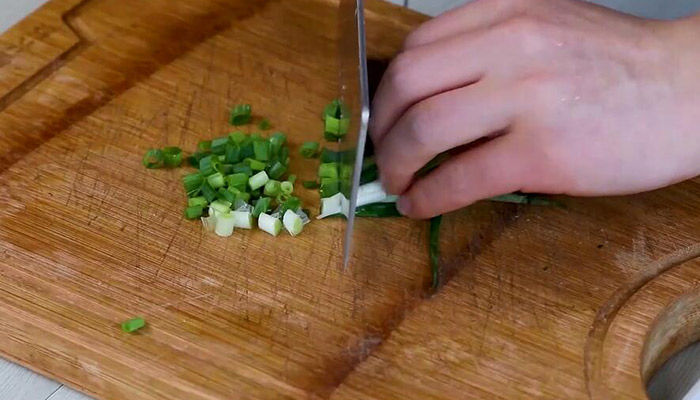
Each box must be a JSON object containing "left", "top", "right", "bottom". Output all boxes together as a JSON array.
[{"left": 338, "top": 0, "right": 370, "bottom": 268}]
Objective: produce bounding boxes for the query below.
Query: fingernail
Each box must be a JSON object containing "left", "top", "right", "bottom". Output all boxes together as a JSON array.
[{"left": 396, "top": 197, "right": 411, "bottom": 216}]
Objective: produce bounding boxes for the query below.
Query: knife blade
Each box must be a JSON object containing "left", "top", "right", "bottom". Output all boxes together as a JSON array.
[{"left": 338, "top": 0, "right": 370, "bottom": 268}]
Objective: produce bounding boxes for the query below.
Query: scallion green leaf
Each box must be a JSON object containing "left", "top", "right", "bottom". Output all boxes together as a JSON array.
[
  {"left": 207, "top": 172, "right": 226, "bottom": 189},
  {"left": 269, "top": 132, "right": 287, "bottom": 156},
  {"left": 232, "top": 163, "right": 253, "bottom": 177},
  {"left": 227, "top": 173, "right": 248, "bottom": 190},
  {"left": 319, "top": 163, "right": 339, "bottom": 179},
  {"left": 198, "top": 140, "right": 212, "bottom": 153},
  {"left": 217, "top": 187, "right": 236, "bottom": 203},
  {"left": 267, "top": 161, "right": 287, "bottom": 180},
  {"left": 244, "top": 158, "right": 266, "bottom": 171},
  {"left": 188, "top": 196, "right": 208, "bottom": 208},
  {"left": 253, "top": 197, "right": 271, "bottom": 217},
  {"left": 302, "top": 180, "right": 319, "bottom": 189},
  {"left": 182, "top": 173, "right": 204, "bottom": 196},
  {"left": 299, "top": 141, "right": 320, "bottom": 158},
  {"left": 253, "top": 141, "right": 270, "bottom": 161},
  {"left": 161, "top": 147, "right": 183, "bottom": 167},
  {"left": 281, "top": 181, "right": 294, "bottom": 195},
  {"left": 201, "top": 181, "right": 217, "bottom": 203},
  {"left": 224, "top": 144, "right": 241, "bottom": 164},
  {"left": 184, "top": 205, "right": 204, "bottom": 220},
  {"left": 121, "top": 317, "right": 146, "bottom": 333},
  {"left": 258, "top": 118, "right": 271, "bottom": 130},
  {"left": 142, "top": 149, "right": 164, "bottom": 169},
  {"left": 264, "top": 180, "right": 282, "bottom": 197},
  {"left": 230, "top": 104, "right": 252, "bottom": 126},
  {"left": 211, "top": 137, "right": 230, "bottom": 155}
]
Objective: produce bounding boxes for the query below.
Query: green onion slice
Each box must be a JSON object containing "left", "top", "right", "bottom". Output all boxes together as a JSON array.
[
  {"left": 230, "top": 104, "right": 252, "bottom": 126},
  {"left": 142, "top": 149, "right": 164, "bottom": 169},
  {"left": 121, "top": 317, "right": 146, "bottom": 333}
]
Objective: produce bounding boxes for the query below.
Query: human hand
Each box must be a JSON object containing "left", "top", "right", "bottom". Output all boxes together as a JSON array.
[{"left": 370, "top": 0, "right": 700, "bottom": 219}]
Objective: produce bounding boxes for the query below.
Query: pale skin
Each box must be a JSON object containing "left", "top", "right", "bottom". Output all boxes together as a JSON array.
[{"left": 370, "top": 0, "right": 700, "bottom": 219}]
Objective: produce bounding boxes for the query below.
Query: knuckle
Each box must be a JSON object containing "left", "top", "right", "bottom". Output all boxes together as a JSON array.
[
  {"left": 404, "top": 99, "right": 439, "bottom": 149},
  {"left": 499, "top": 16, "right": 550, "bottom": 55},
  {"left": 384, "top": 51, "right": 416, "bottom": 95}
]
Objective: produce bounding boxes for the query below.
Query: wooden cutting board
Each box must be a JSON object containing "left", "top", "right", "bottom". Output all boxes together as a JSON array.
[{"left": 0, "top": 0, "right": 698, "bottom": 399}]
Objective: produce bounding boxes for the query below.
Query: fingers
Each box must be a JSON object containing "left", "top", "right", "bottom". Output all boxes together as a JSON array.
[
  {"left": 403, "top": 0, "right": 526, "bottom": 50},
  {"left": 396, "top": 135, "right": 530, "bottom": 219},
  {"left": 376, "top": 81, "right": 519, "bottom": 195},
  {"left": 370, "top": 28, "right": 519, "bottom": 149}
]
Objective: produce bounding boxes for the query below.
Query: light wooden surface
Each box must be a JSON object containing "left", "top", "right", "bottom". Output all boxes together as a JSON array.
[{"left": 0, "top": 0, "right": 699, "bottom": 399}]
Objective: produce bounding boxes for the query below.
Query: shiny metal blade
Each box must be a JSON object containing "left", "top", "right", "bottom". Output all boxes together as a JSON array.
[{"left": 338, "top": 0, "right": 370, "bottom": 268}]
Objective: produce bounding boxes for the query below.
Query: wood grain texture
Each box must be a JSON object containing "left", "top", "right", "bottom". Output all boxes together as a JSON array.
[
  {"left": 1, "top": 0, "right": 700, "bottom": 399},
  {"left": 332, "top": 185, "right": 700, "bottom": 400}
]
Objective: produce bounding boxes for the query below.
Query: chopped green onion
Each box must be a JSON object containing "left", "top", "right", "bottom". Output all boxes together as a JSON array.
[
  {"left": 201, "top": 181, "right": 217, "bottom": 203},
  {"left": 258, "top": 118, "right": 271, "bottom": 130},
  {"left": 320, "top": 178, "right": 340, "bottom": 198},
  {"left": 280, "top": 196, "right": 301, "bottom": 214},
  {"left": 283, "top": 209, "right": 303, "bottom": 236},
  {"left": 227, "top": 173, "right": 248, "bottom": 190},
  {"left": 300, "top": 141, "right": 320, "bottom": 158},
  {"left": 249, "top": 171, "right": 270, "bottom": 191},
  {"left": 430, "top": 215, "right": 443, "bottom": 290},
  {"left": 318, "top": 193, "right": 345, "bottom": 219},
  {"left": 236, "top": 191, "right": 251, "bottom": 203},
  {"left": 209, "top": 200, "right": 232, "bottom": 214},
  {"left": 207, "top": 172, "right": 226, "bottom": 189},
  {"left": 339, "top": 164, "right": 353, "bottom": 181},
  {"left": 279, "top": 146, "right": 290, "bottom": 166},
  {"left": 230, "top": 104, "right": 252, "bottom": 126},
  {"left": 239, "top": 141, "right": 255, "bottom": 159},
  {"left": 324, "top": 115, "right": 349, "bottom": 139},
  {"left": 211, "top": 137, "right": 229, "bottom": 155},
  {"left": 319, "top": 163, "right": 339, "bottom": 179},
  {"left": 357, "top": 181, "right": 391, "bottom": 207},
  {"left": 302, "top": 180, "right": 319, "bottom": 189},
  {"left": 287, "top": 175, "right": 297, "bottom": 184},
  {"left": 215, "top": 212, "right": 235, "bottom": 237},
  {"left": 142, "top": 149, "right": 164, "bottom": 169},
  {"left": 184, "top": 205, "right": 204, "bottom": 220},
  {"left": 267, "top": 161, "right": 287, "bottom": 180},
  {"left": 224, "top": 144, "right": 241, "bottom": 164},
  {"left": 182, "top": 173, "right": 204, "bottom": 196},
  {"left": 251, "top": 188, "right": 262, "bottom": 198},
  {"left": 253, "top": 141, "right": 270, "bottom": 161},
  {"left": 244, "top": 158, "right": 266, "bottom": 171},
  {"left": 162, "top": 147, "right": 183, "bottom": 167},
  {"left": 201, "top": 214, "right": 217, "bottom": 232},
  {"left": 276, "top": 193, "right": 290, "bottom": 204},
  {"left": 269, "top": 132, "right": 287, "bottom": 155},
  {"left": 121, "top": 317, "right": 146, "bottom": 333},
  {"left": 232, "top": 163, "right": 253, "bottom": 177},
  {"left": 264, "top": 180, "right": 282, "bottom": 197},
  {"left": 258, "top": 213, "right": 282, "bottom": 236},
  {"left": 188, "top": 196, "right": 208, "bottom": 207},
  {"left": 198, "top": 140, "right": 212, "bottom": 153},
  {"left": 199, "top": 155, "right": 221, "bottom": 176},
  {"left": 253, "top": 197, "right": 271, "bottom": 217},
  {"left": 229, "top": 131, "right": 247, "bottom": 145},
  {"left": 280, "top": 181, "right": 294, "bottom": 195},
  {"left": 217, "top": 187, "right": 236, "bottom": 203},
  {"left": 232, "top": 211, "right": 254, "bottom": 229}
]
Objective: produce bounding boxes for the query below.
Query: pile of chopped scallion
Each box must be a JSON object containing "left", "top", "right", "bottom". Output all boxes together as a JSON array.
[{"left": 143, "top": 104, "right": 308, "bottom": 238}]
